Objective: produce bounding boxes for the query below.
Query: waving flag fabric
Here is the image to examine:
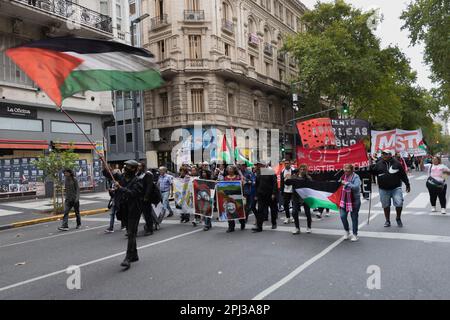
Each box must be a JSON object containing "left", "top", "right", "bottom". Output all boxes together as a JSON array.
[
  {"left": 5, "top": 37, "right": 163, "bottom": 106},
  {"left": 287, "top": 179, "right": 342, "bottom": 212}
]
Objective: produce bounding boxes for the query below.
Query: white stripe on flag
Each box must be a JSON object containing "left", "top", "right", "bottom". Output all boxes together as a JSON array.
[
  {"left": 295, "top": 188, "right": 332, "bottom": 201},
  {"left": 65, "top": 51, "right": 157, "bottom": 72}
]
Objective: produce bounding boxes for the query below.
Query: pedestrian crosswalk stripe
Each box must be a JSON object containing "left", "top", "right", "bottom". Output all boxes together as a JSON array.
[
  {"left": 0, "top": 210, "right": 21, "bottom": 217},
  {"left": 415, "top": 175, "right": 428, "bottom": 181},
  {"left": 406, "top": 192, "right": 429, "bottom": 208}
]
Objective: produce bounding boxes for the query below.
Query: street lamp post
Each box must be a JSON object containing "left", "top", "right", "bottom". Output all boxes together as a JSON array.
[{"left": 130, "top": 13, "right": 150, "bottom": 161}]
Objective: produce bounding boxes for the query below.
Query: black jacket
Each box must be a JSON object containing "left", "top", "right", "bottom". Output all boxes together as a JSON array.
[
  {"left": 371, "top": 158, "right": 410, "bottom": 190},
  {"left": 115, "top": 175, "right": 144, "bottom": 221},
  {"left": 285, "top": 174, "right": 312, "bottom": 203},
  {"left": 255, "top": 168, "right": 278, "bottom": 197},
  {"left": 139, "top": 171, "right": 155, "bottom": 203}
]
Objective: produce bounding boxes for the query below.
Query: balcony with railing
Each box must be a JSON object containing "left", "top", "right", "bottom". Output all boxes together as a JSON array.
[
  {"left": 185, "top": 59, "right": 207, "bottom": 68},
  {"left": 184, "top": 10, "right": 205, "bottom": 21},
  {"left": 222, "top": 19, "right": 234, "bottom": 34},
  {"left": 150, "top": 14, "right": 169, "bottom": 30},
  {"left": 264, "top": 43, "right": 273, "bottom": 56},
  {"left": 277, "top": 51, "right": 286, "bottom": 63},
  {"left": 11, "top": 0, "right": 112, "bottom": 34},
  {"left": 248, "top": 33, "right": 259, "bottom": 47}
]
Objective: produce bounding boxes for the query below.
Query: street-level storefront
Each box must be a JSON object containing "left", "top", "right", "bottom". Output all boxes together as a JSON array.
[{"left": 0, "top": 101, "right": 107, "bottom": 199}]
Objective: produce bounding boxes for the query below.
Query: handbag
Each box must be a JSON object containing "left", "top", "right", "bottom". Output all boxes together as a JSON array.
[{"left": 426, "top": 165, "right": 445, "bottom": 189}]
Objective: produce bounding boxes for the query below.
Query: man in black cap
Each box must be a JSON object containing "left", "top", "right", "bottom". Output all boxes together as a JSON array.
[{"left": 114, "top": 160, "right": 144, "bottom": 269}]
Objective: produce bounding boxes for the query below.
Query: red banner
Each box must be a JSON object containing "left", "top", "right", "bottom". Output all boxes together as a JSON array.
[
  {"left": 296, "top": 141, "right": 369, "bottom": 172},
  {"left": 296, "top": 118, "right": 336, "bottom": 149}
]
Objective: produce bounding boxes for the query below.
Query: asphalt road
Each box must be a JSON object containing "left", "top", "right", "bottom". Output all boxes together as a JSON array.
[{"left": 1, "top": 169, "right": 450, "bottom": 300}]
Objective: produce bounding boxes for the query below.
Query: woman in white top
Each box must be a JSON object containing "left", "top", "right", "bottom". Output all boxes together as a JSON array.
[{"left": 425, "top": 156, "right": 450, "bottom": 214}]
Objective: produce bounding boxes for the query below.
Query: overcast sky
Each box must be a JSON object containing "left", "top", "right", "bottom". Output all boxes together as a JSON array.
[{"left": 299, "top": 0, "right": 434, "bottom": 90}]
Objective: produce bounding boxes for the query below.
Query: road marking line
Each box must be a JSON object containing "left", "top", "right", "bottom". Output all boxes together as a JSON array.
[
  {"left": 407, "top": 192, "right": 429, "bottom": 208},
  {"left": 0, "top": 224, "right": 112, "bottom": 249},
  {"left": 252, "top": 212, "right": 380, "bottom": 300},
  {"left": 0, "top": 210, "right": 21, "bottom": 217},
  {"left": 0, "top": 228, "right": 202, "bottom": 293},
  {"left": 415, "top": 175, "right": 428, "bottom": 181}
]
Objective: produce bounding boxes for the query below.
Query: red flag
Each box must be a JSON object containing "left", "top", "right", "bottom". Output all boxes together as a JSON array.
[{"left": 327, "top": 185, "right": 344, "bottom": 207}]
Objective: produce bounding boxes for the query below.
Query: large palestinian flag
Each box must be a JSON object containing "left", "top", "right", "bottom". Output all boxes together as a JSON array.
[
  {"left": 5, "top": 37, "right": 163, "bottom": 106},
  {"left": 287, "top": 179, "right": 343, "bottom": 212}
]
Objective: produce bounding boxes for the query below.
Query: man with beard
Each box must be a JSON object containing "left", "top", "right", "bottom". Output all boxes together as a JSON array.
[
  {"left": 114, "top": 160, "right": 144, "bottom": 270},
  {"left": 138, "top": 162, "right": 156, "bottom": 236}
]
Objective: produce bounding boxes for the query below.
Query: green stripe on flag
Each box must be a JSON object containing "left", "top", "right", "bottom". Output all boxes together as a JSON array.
[
  {"left": 60, "top": 69, "right": 164, "bottom": 99},
  {"left": 303, "top": 197, "right": 339, "bottom": 212}
]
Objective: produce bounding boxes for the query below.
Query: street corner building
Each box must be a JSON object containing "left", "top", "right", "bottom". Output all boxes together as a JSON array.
[{"left": 0, "top": 0, "right": 132, "bottom": 200}]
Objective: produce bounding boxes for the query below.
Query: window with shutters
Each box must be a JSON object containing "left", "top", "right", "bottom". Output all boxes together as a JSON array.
[
  {"left": 157, "top": 40, "right": 165, "bottom": 60},
  {"left": 160, "top": 92, "right": 169, "bottom": 116},
  {"left": 227, "top": 93, "right": 235, "bottom": 115},
  {"left": 189, "top": 35, "right": 202, "bottom": 59},
  {"left": 191, "top": 89, "right": 204, "bottom": 113},
  {"left": 186, "top": 0, "right": 200, "bottom": 10},
  {"left": 155, "top": 0, "right": 164, "bottom": 16},
  {"left": 224, "top": 43, "right": 230, "bottom": 57}
]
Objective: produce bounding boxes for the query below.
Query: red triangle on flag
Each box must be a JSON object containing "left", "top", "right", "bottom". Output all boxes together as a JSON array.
[{"left": 327, "top": 185, "right": 343, "bottom": 207}]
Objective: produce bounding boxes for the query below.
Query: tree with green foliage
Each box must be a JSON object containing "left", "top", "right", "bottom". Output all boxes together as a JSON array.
[
  {"left": 33, "top": 147, "right": 79, "bottom": 214},
  {"left": 401, "top": 0, "right": 450, "bottom": 111}
]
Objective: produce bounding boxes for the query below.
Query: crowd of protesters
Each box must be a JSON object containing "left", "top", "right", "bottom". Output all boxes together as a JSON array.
[{"left": 56, "top": 150, "right": 447, "bottom": 270}]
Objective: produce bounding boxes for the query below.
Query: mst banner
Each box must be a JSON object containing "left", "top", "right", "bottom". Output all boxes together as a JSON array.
[
  {"left": 331, "top": 119, "right": 370, "bottom": 147},
  {"left": 296, "top": 141, "right": 369, "bottom": 171},
  {"left": 371, "top": 128, "right": 427, "bottom": 156}
]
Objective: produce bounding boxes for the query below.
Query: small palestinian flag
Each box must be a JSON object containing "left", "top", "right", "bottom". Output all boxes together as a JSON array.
[
  {"left": 287, "top": 179, "right": 342, "bottom": 212},
  {"left": 5, "top": 37, "right": 163, "bottom": 106},
  {"left": 418, "top": 140, "right": 428, "bottom": 152}
]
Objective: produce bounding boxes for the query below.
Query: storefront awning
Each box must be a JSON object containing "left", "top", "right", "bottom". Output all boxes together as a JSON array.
[{"left": 0, "top": 139, "right": 48, "bottom": 150}]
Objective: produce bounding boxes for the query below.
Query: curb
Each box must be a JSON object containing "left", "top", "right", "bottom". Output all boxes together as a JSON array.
[{"left": 0, "top": 208, "right": 110, "bottom": 231}]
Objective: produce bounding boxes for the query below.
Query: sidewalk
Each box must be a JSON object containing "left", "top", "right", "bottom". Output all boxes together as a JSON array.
[{"left": 0, "top": 191, "right": 110, "bottom": 227}]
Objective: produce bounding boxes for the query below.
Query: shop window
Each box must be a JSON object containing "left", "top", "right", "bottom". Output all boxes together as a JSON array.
[
  {"left": 51, "top": 121, "right": 92, "bottom": 134},
  {"left": 0, "top": 117, "right": 43, "bottom": 132}
]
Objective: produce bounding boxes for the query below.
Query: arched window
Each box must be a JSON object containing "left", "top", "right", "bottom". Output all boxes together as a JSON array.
[{"left": 248, "top": 18, "right": 256, "bottom": 34}]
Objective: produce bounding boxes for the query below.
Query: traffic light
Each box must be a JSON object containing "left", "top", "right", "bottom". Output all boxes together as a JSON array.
[{"left": 342, "top": 102, "right": 349, "bottom": 114}]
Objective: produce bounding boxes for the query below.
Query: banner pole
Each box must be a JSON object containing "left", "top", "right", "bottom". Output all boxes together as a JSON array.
[{"left": 367, "top": 122, "right": 373, "bottom": 225}]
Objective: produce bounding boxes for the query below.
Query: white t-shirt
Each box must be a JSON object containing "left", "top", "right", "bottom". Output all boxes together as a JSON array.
[
  {"left": 425, "top": 164, "right": 450, "bottom": 182},
  {"left": 283, "top": 168, "right": 293, "bottom": 193}
]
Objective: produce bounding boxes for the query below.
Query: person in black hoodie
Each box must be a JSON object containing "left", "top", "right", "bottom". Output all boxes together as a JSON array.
[
  {"left": 252, "top": 161, "right": 278, "bottom": 232},
  {"left": 114, "top": 160, "right": 144, "bottom": 270},
  {"left": 371, "top": 150, "right": 410, "bottom": 228}
]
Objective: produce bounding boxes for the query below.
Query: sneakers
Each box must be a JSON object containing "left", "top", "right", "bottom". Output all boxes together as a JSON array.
[
  {"left": 442, "top": 208, "right": 446, "bottom": 214},
  {"left": 203, "top": 226, "right": 210, "bottom": 231},
  {"left": 283, "top": 218, "right": 289, "bottom": 224},
  {"left": 289, "top": 217, "right": 295, "bottom": 223},
  {"left": 76, "top": 224, "right": 81, "bottom": 229},
  {"left": 292, "top": 228, "right": 300, "bottom": 235},
  {"left": 120, "top": 259, "right": 131, "bottom": 270},
  {"left": 350, "top": 234, "right": 359, "bottom": 242},
  {"left": 384, "top": 221, "right": 391, "bottom": 227},
  {"left": 432, "top": 207, "right": 437, "bottom": 212},
  {"left": 104, "top": 229, "right": 114, "bottom": 234},
  {"left": 271, "top": 224, "right": 277, "bottom": 229},
  {"left": 325, "top": 213, "right": 330, "bottom": 217},
  {"left": 226, "top": 228, "right": 235, "bottom": 233},
  {"left": 58, "top": 226, "right": 69, "bottom": 231},
  {"left": 167, "top": 212, "right": 174, "bottom": 217},
  {"left": 306, "top": 228, "right": 312, "bottom": 234},
  {"left": 315, "top": 214, "right": 322, "bottom": 220},
  {"left": 396, "top": 218, "right": 403, "bottom": 228},
  {"left": 251, "top": 228, "right": 262, "bottom": 233},
  {"left": 344, "top": 231, "right": 351, "bottom": 240}
]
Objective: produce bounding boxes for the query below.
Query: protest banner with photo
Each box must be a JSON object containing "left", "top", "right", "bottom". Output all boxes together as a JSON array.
[
  {"left": 296, "top": 141, "right": 369, "bottom": 172},
  {"left": 173, "top": 178, "right": 193, "bottom": 214},
  {"left": 371, "top": 128, "right": 427, "bottom": 156},
  {"left": 296, "top": 118, "right": 336, "bottom": 149},
  {"left": 193, "top": 179, "right": 217, "bottom": 217},
  {"left": 216, "top": 181, "right": 245, "bottom": 221},
  {"left": 331, "top": 119, "right": 370, "bottom": 147}
]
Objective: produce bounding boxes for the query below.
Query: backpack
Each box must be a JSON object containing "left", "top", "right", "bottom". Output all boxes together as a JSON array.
[{"left": 147, "top": 171, "right": 162, "bottom": 205}]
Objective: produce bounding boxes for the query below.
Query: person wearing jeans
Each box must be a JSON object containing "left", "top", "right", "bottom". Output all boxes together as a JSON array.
[
  {"left": 339, "top": 164, "right": 361, "bottom": 241},
  {"left": 158, "top": 166, "right": 174, "bottom": 217},
  {"left": 58, "top": 169, "right": 81, "bottom": 231},
  {"left": 425, "top": 156, "right": 450, "bottom": 214}
]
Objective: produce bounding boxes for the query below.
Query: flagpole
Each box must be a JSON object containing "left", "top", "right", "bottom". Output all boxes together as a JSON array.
[
  {"left": 367, "top": 122, "right": 373, "bottom": 225},
  {"left": 59, "top": 107, "right": 117, "bottom": 185}
]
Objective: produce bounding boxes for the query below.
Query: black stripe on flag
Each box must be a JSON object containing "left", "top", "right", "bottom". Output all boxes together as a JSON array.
[
  {"left": 17, "top": 37, "right": 154, "bottom": 58},
  {"left": 285, "top": 178, "right": 340, "bottom": 193}
]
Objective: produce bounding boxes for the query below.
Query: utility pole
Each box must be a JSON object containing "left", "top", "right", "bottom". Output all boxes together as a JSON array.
[{"left": 130, "top": 13, "right": 150, "bottom": 161}]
